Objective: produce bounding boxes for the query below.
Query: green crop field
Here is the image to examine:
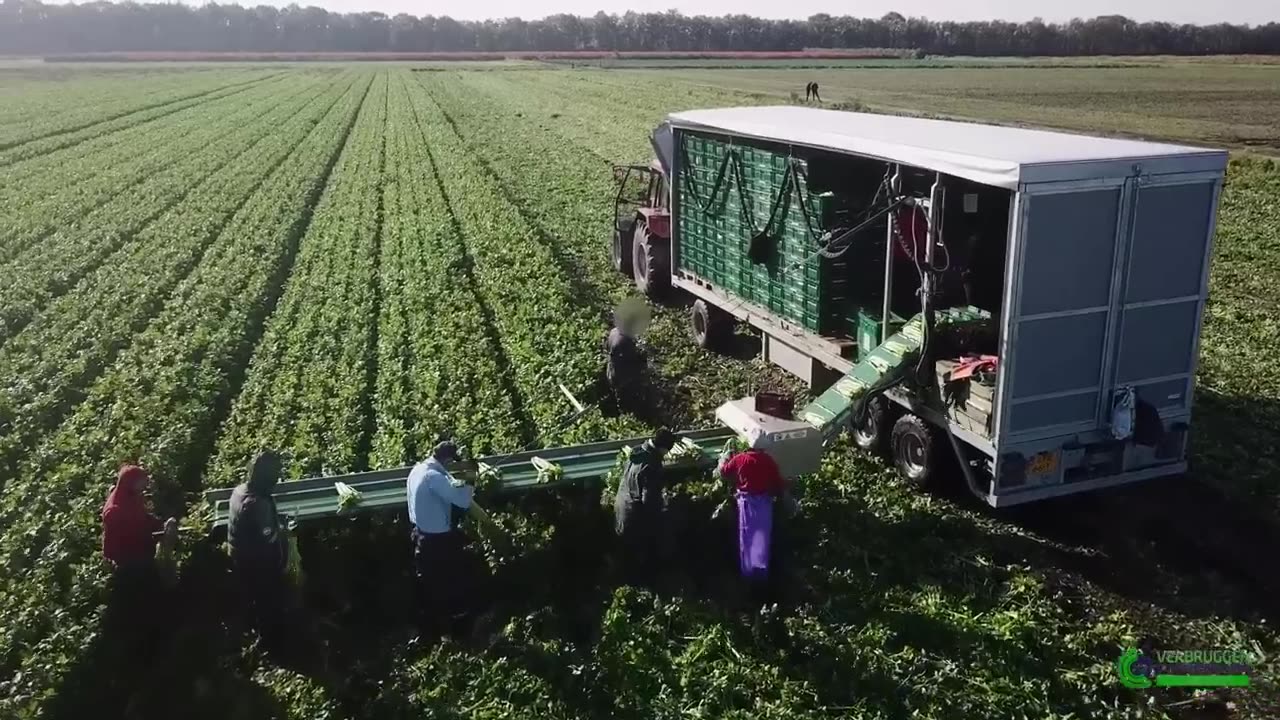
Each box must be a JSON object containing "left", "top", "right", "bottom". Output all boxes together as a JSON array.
[{"left": 0, "top": 62, "right": 1277, "bottom": 720}]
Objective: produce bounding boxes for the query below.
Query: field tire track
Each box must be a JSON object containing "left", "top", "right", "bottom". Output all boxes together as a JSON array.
[
  {"left": 0, "top": 84, "right": 330, "bottom": 347},
  {"left": 182, "top": 75, "right": 375, "bottom": 485},
  {"left": 421, "top": 85, "right": 614, "bottom": 327}
]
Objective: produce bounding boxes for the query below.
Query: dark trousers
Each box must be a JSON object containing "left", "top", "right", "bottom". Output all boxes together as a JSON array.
[
  {"left": 608, "top": 363, "right": 655, "bottom": 424},
  {"left": 617, "top": 508, "right": 672, "bottom": 589},
  {"left": 232, "top": 556, "right": 290, "bottom": 650},
  {"left": 103, "top": 562, "right": 166, "bottom": 668},
  {"left": 618, "top": 528, "right": 656, "bottom": 588},
  {"left": 412, "top": 529, "right": 479, "bottom": 640},
  {"left": 607, "top": 364, "right": 640, "bottom": 402}
]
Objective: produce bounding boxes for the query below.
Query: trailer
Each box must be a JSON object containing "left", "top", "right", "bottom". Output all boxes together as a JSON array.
[
  {"left": 613, "top": 106, "right": 1228, "bottom": 507},
  {"left": 200, "top": 106, "right": 1230, "bottom": 525}
]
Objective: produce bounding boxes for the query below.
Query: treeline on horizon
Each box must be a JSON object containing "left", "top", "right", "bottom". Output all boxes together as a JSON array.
[{"left": 1, "top": 1, "right": 1278, "bottom": 56}]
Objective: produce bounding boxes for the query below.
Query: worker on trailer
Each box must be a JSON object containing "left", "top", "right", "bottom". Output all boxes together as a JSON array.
[
  {"left": 614, "top": 428, "right": 680, "bottom": 586},
  {"left": 227, "top": 450, "right": 292, "bottom": 648},
  {"left": 100, "top": 464, "right": 179, "bottom": 659},
  {"left": 716, "top": 447, "right": 790, "bottom": 600},
  {"left": 407, "top": 440, "right": 482, "bottom": 640}
]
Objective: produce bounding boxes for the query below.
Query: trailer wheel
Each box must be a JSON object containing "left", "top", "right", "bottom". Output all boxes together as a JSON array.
[
  {"left": 690, "top": 299, "right": 730, "bottom": 350},
  {"left": 852, "top": 396, "right": 890, "bottom": 454},
  {"left": 611, "top": 227, "right": 634, "bottom": 276},
  {"left": 890, "top": 413, "right": 937, "bottom": 490},
  {"left": 632, "top": 221, "right": 669, "bottom": 298}
]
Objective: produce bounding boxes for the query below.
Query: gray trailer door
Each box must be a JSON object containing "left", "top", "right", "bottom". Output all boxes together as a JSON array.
[
  {"left": 1106, "top": 175, "right": 1220, "bottom": 415},
  {"left": 1001, "top": 180, "right": 1127, "bottom": 440},
  {"left": 1000, "top": 173, "right": 1220, "bottom": 444}
]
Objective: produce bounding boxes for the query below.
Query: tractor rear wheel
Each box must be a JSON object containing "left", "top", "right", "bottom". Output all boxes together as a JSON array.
[
  {"left": 691, "top": 298, "right": 730, "bottom": 350},
  {"left": 612, "top": 227, "right": 634, "bottom": 276},
  {"left": 852, "top": 395, "right": 890, "bottom": 454},
  {"left": 890, "top": 413, "right": 938, "bottom": 491},
  {"left": 632, "top": 221, "right": 670, "bottom": 298}
]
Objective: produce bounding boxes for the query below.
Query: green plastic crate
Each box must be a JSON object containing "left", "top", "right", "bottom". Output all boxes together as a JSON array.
[
  {"left": 856, "top": 309, "right": 906, "bottom": 361},
  {"left": 677, "top": 131, "right": 854, "bottom": 334}
]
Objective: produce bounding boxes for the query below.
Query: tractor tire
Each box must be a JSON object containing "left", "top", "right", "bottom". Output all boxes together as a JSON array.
[
  {"left": 612, "top": 227, "right": 634, "bottom": 276},
  {"left": 890, "top": 413, "right": 938, "bottom": 491},
  {"left": 852, "top": 395, "right": 891, "bottom": 454},
  {"left": 632, "top": 221, "right": 670, "bottom": 298},
  {"left": 690, "top": 299, "right": 730, "bottom": 351}
]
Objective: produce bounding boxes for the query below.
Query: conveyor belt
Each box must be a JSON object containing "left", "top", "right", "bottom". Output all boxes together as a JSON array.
[
  {"left": 204, "top": 427, "right": 737, "bottom": 527},
  {"left": 800, "top": 306, "right": 993, "bottom": 441}
]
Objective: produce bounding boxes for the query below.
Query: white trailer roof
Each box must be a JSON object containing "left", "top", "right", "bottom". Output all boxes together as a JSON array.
[{"left": 665, "top": 106, "right": 1227, "bottom": 190}]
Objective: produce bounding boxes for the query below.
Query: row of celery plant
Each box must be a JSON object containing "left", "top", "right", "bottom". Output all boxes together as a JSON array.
[
  {"left": 0, "top": 74, "right": 373, "bottom": 719},
  {"left": 205, "top": 72, "right": 392, "bottom": 485},
  {"left": 0, "top": 75, "right": 324, "bottom": 340},
  {"left": 0, "top": 73, "right": 301, "bottom": 263},
  {"left": 0, "top": 74, "right": 356, "bottom": 487}
]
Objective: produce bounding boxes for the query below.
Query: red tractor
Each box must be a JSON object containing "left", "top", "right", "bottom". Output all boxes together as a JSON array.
[{"left": 611, "top": 160, "right": 671, "bottom": 297}]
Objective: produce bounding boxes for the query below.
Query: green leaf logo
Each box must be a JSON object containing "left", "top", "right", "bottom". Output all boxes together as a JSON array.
[{"left": 1117, "top": 647, "right": 1153, "bottom": 689}]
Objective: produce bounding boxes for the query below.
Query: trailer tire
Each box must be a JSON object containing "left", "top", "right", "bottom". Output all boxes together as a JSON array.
[
  {"left": 890, "top": 413, "right": 937, "bottom": 490},
  {"left": 852, "top": 396, "right": 890, "bottom": 454},
  {"left": 612, "top": 227, "right": 634, "bottom": 276},
  {"left": 632, "top": 221, "right": 670, "bottom": 298},
  {"left": 690, "top": 299, "right": 730, "bottom": 350}
]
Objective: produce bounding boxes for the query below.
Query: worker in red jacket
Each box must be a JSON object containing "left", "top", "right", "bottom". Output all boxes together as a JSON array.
[
  {"left": 102, "top": 464, "right": 177, "bottom": 572},
  {"left": 100, "top": 464, "right": 178, "bottom": 665},
  {"left": 716, "top": 447, "right": 792, "bottom": 598}
]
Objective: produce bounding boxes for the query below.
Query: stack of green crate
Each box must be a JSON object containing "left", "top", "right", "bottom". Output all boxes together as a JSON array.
[{"left": 677, "top": 132, "right": 852, "bottom": 337}]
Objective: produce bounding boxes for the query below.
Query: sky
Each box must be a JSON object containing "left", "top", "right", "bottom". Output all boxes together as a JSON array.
[{"left": 37, "top": 0, "right": 1278, "bottom": 25}]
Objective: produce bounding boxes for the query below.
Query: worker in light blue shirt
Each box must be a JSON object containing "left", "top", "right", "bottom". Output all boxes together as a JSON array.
[
  {"left": 408, "top": 441, "right": 474, "bottom": 533},
  {"left": 406, "top": 440, "right": 478, "bottom": 640}
]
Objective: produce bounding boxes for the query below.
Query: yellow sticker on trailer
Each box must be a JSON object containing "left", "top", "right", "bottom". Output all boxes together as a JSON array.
[{"left": 1028, "top": 451, "right": 1059, "bottom": 477}]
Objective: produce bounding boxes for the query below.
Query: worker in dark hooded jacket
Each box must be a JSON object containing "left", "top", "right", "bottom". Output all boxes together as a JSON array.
[
  {"left": 227, "top": 451, "right": 290, "bottom": 645},
  {"left": 614, "top": 429, "right": 680, "bottom": 585}
]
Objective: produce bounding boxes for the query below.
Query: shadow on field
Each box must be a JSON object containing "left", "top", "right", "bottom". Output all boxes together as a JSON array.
[
  {"left": 42, "top": 543, "right": 299, "bottom": 720},
  {"left": 45, "top": 396, "right": 1278, "bottom": 719},
  {"left": 455, "top": 481, "right": 1112, "bottom": 716},
  {"left": 775, "top": 466, "right": 1268, "bottom": 717},
  {"left": 998, "top": 388, "right": 1280, "bottom": 626}
]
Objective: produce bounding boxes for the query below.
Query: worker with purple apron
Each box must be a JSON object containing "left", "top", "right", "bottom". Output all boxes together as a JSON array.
[{"left": 717, "top": 447, "right": 788, "bottom": 590}]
